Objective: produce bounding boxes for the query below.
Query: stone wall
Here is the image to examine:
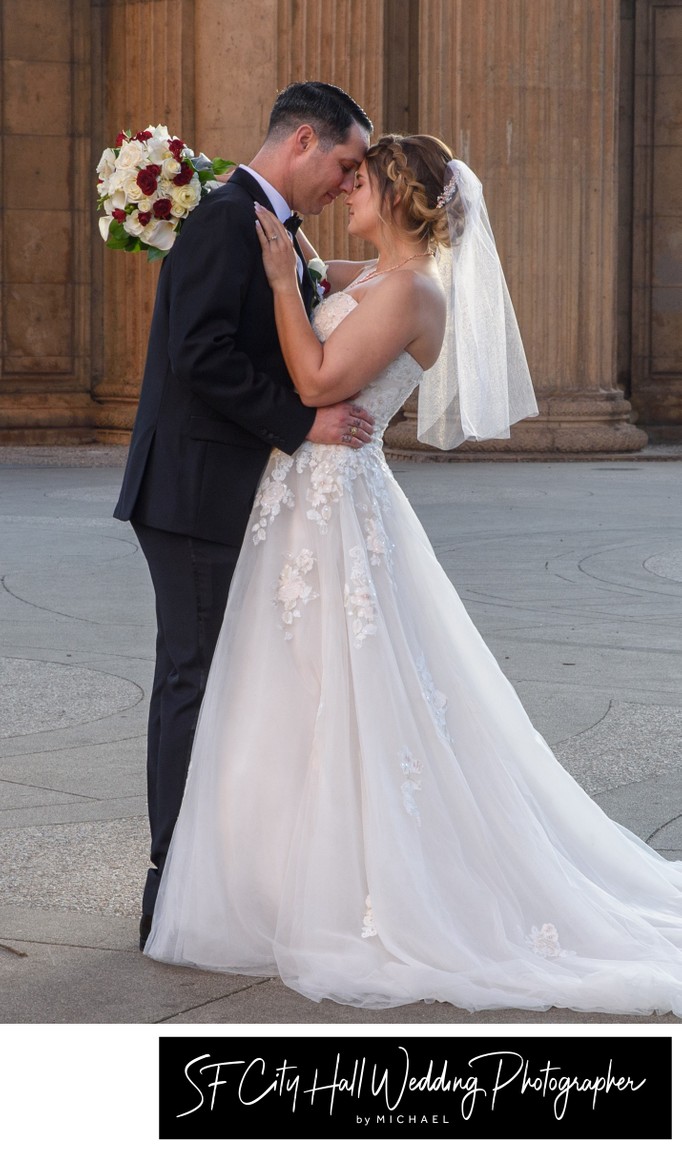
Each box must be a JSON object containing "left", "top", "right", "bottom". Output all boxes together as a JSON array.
[{"left": 0, "top": 0, "right": 680, "bottom": 449}]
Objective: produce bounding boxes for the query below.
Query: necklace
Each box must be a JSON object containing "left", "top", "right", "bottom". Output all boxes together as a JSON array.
[{"left": 352, "top": 250, "right": 434, "bottom": 287}]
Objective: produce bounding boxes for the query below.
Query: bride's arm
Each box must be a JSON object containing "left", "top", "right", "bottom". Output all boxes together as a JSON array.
[
  {"left": 256, "top": 205, "right": 423, "bottom": 406},
  {"left": 298, "top": 230, "right": 377, "bottom": 294}
]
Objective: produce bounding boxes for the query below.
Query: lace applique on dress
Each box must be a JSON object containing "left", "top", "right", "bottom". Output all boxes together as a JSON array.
[
  {"left": 526, "top": 923, "right": 575, "bottom": 958},
  {"left": 416, "top": 654, "right": 452, "bottom": 744},
  {"left": 291, "top": 442, "right": 391, "bottom": 534},
  {"left": 252, "top": 452, "right": 295, "bottom": 544},
  {"left": 400, "top": 749, "right": 424, "bottom": 824},
  {"left": 364, "top": 515, "right": 393, "bottom": 571},
  {"left": 362, "top": 895, "right": 377, "bottom": 938},
  {"left": 303, "top": 453, "right": 347, "bottom": 533},
  {"left": 276, "top": 549, "right": 318, "bottom": 639},
  {"left": 344, "top": 545, "right": 378, "bottom": 647}
]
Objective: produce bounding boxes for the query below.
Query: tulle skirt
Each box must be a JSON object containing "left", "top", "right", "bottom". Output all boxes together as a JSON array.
[{"left": 145, "top": 444, "right": 682, "bottom": 1015}]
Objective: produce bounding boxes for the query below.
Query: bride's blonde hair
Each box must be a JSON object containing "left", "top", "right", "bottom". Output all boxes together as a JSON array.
[{"left": 364, "top": 133, "right": 462, "bottom": 249}]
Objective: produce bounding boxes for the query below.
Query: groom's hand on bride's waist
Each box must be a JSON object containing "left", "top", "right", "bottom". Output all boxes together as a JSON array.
[{"left": 307, "top": 401, "right": 374, "bottom": 448}]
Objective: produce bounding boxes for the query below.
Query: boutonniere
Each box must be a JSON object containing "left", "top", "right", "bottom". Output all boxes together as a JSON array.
[
  {"left": 307, "top": 257, "right": 332, "bottom": 308},
  {"left": 96, "top": 124, "right": 234, "bottom": 261}
]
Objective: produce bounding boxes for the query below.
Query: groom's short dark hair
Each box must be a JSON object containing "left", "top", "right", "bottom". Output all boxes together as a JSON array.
[{"left": 267, "top": 81, "right": 373, "bottom": 149}]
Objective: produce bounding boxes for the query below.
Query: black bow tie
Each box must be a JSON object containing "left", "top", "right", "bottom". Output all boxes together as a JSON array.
[{"left": 284, "top": 213, "right": 303, "bottom": 236}]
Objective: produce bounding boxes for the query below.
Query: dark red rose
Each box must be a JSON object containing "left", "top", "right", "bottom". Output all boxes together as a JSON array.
[
  {"left": 320, "top": 278, "right": 331, "bottom": 296},
  {"left": 112, "top": 209, "right": 127, "bottom": 222},
  {"left": 173, "top": 162, "right": 194, "bottom": 187},
  {"left": 152, "top": 198, "right": 173, "bottom": 220},
  {"left": 115, "top": 131, "right": 128, "bottom": 147},
  {"left": 135, "top": 130, "right": 153, "bottom": 142},
  {"left": 168, "top": 138, "right": 185, "bottom": 159},
  {"left": 136, "top": 169, "right": 158, "bottom": 196},
  {"left": 138, "top": 210, "right": 152, "bottom": 226},
  {"left": 145, "top": 163, "right": 162, "bottom": 178}
]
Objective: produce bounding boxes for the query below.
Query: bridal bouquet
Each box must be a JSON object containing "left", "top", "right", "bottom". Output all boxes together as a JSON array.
[{"left": 96, "top": 124, "right": 233, "bottom": 260}]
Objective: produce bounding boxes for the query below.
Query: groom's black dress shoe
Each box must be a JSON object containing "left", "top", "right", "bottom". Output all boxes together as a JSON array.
[{"left": 139, "top": 913, "right": 153, "bottom": 951}]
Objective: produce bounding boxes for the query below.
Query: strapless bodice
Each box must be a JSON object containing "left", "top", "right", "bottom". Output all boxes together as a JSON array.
[{"left": 312, "top": 292, "right": 423, "bottom": 438}]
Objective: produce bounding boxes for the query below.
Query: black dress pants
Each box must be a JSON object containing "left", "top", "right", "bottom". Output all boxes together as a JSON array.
[{"left": 132, "top": 522, "right": 240, "bottom": 916}]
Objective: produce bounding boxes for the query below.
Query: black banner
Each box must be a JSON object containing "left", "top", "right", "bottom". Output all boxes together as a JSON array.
[{"left": 158, "top": 1035, "right": 672, "bottom": 1140}]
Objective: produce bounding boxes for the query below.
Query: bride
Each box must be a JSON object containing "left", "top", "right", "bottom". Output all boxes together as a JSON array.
[{"left": 144, "top": 133, "right": 682, "bottom": 1016}]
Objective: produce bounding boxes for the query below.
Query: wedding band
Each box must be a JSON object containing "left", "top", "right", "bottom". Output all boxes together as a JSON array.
[
  {"left": 350, "top": 426, "right": 358, "bottom": 437},
  {"left": 270, "top": 234, "right": 278, "bottom": 241},
  {"left": 342, "top": 434, "right": 351, "bottom": 443}
]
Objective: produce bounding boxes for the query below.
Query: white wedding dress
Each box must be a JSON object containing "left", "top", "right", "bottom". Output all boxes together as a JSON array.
[{"left": 145, "top": 292, "right": 682, "bottom": 1015}]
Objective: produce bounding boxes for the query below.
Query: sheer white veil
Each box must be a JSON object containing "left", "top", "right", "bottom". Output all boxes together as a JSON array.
[{"left": 417, "top": 159, "right": 538, "bottom": 450}]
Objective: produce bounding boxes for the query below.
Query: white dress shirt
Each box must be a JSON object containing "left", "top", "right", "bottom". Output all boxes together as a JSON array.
[{"left": 240, "top": 164, "right": 303, "bottom": 279}]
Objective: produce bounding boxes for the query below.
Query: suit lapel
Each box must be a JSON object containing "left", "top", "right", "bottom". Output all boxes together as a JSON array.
[
  {"left": 292, "top": 234, "right": 315, "bottom": 315},
  {"left": 230, "top": 167, "right": 315, "bottom": 318}
]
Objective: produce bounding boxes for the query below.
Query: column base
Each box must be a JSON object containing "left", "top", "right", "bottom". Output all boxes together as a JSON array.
[
  {"left": 0, "top": 392, "right": 98, "bottom": 445},
  {"left": 384, "top": 389, "right": 648, "bottom": 459},
  {"left": 93, "top": 396, "right": 138, "bottom": 445}
]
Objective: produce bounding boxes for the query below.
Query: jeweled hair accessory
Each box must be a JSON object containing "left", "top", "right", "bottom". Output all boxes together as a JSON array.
[
  {"left": 436, "top": 172, "right": 458, "bottom": 208},
  {"left": 417, "top": 158, "right": 539, "bottom": 450}
]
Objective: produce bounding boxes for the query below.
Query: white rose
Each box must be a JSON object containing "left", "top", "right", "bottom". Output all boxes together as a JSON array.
[
  {"left": 158, "top": 178, "right": 176, "bottom": 198},
  {"left": 161, "top": 157, "right": 181, "bottom": 178},
  {"left": 116, "top": 140, "right": 147, "bottom": 168},
  {"left": 308, "top": 257, "right": 328, "bottom": 278},
  {"left": 172, "top": 179, "right": 201, "bottom": 212},
  {"left": 121, "top": 169, "right": 144, "bottom": 202},
  {"left": 170, "top": 204, "right": 189, "bottom": 219}
]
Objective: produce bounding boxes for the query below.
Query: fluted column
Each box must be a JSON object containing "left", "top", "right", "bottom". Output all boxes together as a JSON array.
[
  {"left": 0, "top": 0, "right": 96, "bottom": 443},
  {"left": 385, "top": 0, "right": 647, "bottom": 455},
  {"left": 93, "top": 0, "right": 195, "bottom": 442},
  {"left": 630, "top": 0, "right": 682, "bottom": 439},
  {"left": 275, "top": 0, "right": 384, "bottom": 264}
]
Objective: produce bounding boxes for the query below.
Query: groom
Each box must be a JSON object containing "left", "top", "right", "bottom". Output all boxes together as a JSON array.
[{"left": 113, "top": 82, "right": 374, "bottom": 949}]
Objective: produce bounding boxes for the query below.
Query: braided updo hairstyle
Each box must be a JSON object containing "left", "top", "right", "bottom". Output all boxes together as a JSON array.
[{"left": 363, "top": 134, "right": 463, "bottom": 249}]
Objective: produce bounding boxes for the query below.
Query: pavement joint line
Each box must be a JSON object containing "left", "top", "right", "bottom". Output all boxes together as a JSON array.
[
  {"left": 0, "top": 778, "right": 103, "bottom": 799},
  {"left": 0, "top": 937, "right": 138, "bottom": 954},
  {"left": 0, "top": 736, "right": 147, "bottom": 760},
  {"left": 0, "top": 942, "right": 28, "bottom": 957},
  {"left": 152, "top": 979, "right": 279, "bottom": 1023}
]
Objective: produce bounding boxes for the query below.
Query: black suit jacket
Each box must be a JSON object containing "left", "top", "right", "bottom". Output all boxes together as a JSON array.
[{"left": 113, "top": 167, "right": 316, "bottom": 545}]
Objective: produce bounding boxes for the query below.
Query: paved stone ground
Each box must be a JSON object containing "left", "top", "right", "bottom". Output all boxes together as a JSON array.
[{"left": 0, "top": 445, "right": 680, "bottom": 1028}]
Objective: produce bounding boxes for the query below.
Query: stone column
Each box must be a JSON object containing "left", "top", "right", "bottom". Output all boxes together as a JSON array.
[
  {"left": 0, "top": 0, "right": 96, "bottom": 443},
  {"left": 273, "top": 0, "right": 385, "bottom": 263},
  {"left": 92, "top": 0, "right": 196, "bottom": 442},
  {"left": 630, "top": 0, "right": 682, "bottom": 439},
  {"left": 385, "top": 0, "right": 648, "bottom": 455}
]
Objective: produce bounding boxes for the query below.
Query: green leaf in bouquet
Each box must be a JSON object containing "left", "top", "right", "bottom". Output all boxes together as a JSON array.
[
  {"left": 106, "top": 220, "right": 133, "bottom": 250},
  {"left": 211, "top": 158, "right": 234, "bottom": 175},
  {"left": 146, "top": 246, "right": 169, "bottom": 263}
]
